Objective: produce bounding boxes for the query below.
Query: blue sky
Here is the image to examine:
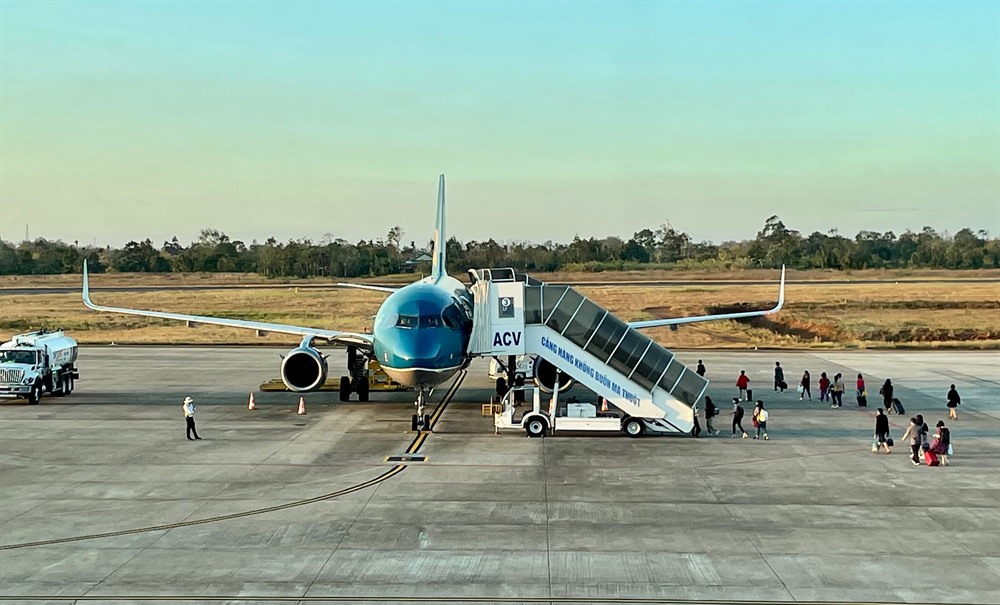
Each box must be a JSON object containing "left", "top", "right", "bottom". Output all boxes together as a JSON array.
[{"left": 1, "top": 0, "right": 997, "bottom": 247}]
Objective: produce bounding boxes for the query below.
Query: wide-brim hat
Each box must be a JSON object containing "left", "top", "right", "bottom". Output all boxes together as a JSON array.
[{"left": 183, "top": 396, "right": 194, "bottom": 404}]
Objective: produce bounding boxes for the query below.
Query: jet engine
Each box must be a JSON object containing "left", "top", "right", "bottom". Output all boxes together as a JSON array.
[
  {"left": 533, "top": 357, "right": 575, "bottom": 393},
  {"left": 280, "top": 346, "right": 328, "bottom": 392}
]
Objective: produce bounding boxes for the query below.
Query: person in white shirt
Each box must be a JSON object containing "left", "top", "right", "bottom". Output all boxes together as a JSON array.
[
  {"left": 182, "top": 396, "right": 201, "bottom": 440},
  {"left": 753, "top": 401, "right": 769, "bottom": 440}
]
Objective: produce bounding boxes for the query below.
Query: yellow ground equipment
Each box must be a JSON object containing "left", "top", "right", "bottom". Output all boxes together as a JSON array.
[{"left": 259, "top": 359, "right": 413, "bottom": 393}]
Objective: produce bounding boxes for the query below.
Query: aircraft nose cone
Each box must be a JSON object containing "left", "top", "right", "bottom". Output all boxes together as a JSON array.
[{"left": 394, "top": 335, "right": 442, "bottom": 366}]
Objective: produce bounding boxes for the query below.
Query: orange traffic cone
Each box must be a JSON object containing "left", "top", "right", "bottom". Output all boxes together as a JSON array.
[
  {"left": 297, "top": 397, "right": 306, "bottom": 415},
  {"left": 248, "top": 392, "right": 256, "bottom": 410}
]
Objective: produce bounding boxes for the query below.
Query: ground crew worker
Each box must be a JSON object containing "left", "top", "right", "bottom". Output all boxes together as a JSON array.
[{"left": 182, "top": 396, "right": 201, "bottom": 440}]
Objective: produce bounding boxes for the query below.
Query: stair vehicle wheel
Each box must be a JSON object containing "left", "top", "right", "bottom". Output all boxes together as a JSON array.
[
  {"left": 356, "top": 379, "right": 369, "bottom": 402},
  {"left": 495, "top": 377, "right": 507, "bottom": 397},
  {"left": 525, "top": 417, "right": 547, "bottom": 438},
  {"left": 623, "top": 418, "right": 645, "bottom": 437},
  {"left": 338, "top": 375, "right": 352, "bottom": 402},
  {"left": 27, "top": 382, "right": 42, "bottom": 405}
]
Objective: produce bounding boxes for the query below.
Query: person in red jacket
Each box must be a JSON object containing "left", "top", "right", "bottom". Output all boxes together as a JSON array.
[
  {"left": 736, "top": 370, "right": 750, "bottom": 402},
  {"left": 819, "top": 372, "right": 831, "bottom": 403}
]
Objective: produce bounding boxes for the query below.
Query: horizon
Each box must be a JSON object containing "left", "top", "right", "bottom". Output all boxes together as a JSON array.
[{"left": 2, "top": 1, "right": 998, "bottom": 247}]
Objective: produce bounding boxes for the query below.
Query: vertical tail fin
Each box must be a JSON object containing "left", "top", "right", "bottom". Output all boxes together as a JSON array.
[{"left": 431, "top": 174, "right": 447, "bottom": 282}]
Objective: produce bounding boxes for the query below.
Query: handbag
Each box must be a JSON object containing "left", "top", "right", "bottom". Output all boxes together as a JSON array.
[
  {"left": 947, "top": 444, "right": 953, "bottom": 455},
  {"left": 871, "top": 439, "right": 878, "bottom": 452},
  {"left": 797, "top": 384, "right": 805, "bottom": 394},
  {"left": 887, "top": 438, "right": 894, "bottom": 447}
]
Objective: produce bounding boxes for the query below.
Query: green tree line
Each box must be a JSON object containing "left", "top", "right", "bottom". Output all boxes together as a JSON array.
[{"left": 2, "top": 217, "right": 997, "bottom": 277}]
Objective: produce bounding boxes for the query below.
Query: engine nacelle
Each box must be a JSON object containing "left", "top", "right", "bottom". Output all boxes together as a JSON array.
[
  {"left": 280, "top": 346, "right": 328, "bottom": 392},
  {"left": 533, "top": 357, "right": 575, "bottom": 393}
]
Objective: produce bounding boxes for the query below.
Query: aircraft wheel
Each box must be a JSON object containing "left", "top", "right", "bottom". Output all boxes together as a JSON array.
[
  {"left": 525, "top": 417, "right": 547, "bottom": 438},
  {"left": 422, "top": 414, "right": 432, "bottom": 431},
  {"left": 338, "top": 376, "right": 352, "bottom": 402},
  {"left": 410, "top": 414, "right": 419, "bottom": 431},
  {"left": 356, "top": 379, "right": 369, "bottom": 402},
  {"left": 623, "top": 418, "right": 645, "bottom": 437}
]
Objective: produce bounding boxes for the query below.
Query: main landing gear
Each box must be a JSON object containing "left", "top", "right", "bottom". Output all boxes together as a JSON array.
[{"left": 410, "top": 388, "right": 432, "bottom": 432}]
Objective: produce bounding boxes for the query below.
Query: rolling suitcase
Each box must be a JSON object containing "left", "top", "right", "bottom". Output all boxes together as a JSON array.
[
  {"left": 857, "top": 395, "right": 867, "bottom": 407},
  {"left": 923, "top": 449, "right": 939, "bottom": 466},
  {"left": 746, "top": 389, "right": 753, "bottom": 402},
  {"left": 892, "top": 398, "right": 905, "bottom": 415}
]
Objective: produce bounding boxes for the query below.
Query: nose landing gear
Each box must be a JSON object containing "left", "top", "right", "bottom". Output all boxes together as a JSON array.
[{"left": 411, "top": 388, "right": 433, "bottom": 431}]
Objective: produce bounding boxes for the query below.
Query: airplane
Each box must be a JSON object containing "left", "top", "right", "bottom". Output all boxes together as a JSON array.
[{"left": 83, "top": 174, "right": 785, "bottom": 430}]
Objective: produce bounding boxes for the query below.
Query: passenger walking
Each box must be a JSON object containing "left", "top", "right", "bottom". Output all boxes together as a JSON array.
[
  {"left": 731, "top": 397, "right": 747, "bottom": 438},
  {"left": 901, "top": 417, "right": 921, "bottom": 465},
  {"left": 696, "top": 359, "right": 706, "bottom": 377},
  {"left": 873, "top": 408, "right": 891, "bottom": 454},
  {"left": 753, "top": 401, "right": 769, "bottom": 440},
  {"left": 831, "top": 373, "right": 845, "bottom": 408},
  {"left": 856, "top": 373, "right": 867, "bottom": 407},
  {"left": 946, "top": 384, "right": 961, "bottom": 420},
  {"left": 182, "top": 396, "right": 201, "bottom": 441},
  {"left": 692, "top": 408, "right": 702, "bottom": 438},
  {"left": 879, "top": 379, "right": 894, "bottom": 410},
  {"left": 799, "top": 370, "right": 812, "bottom": 400},
  {"left": 818, "top": 372, "right": 831, "bottom": 402},
  {"left": 704, "top": 396, "right": 720, "bottom": 435},
  {"left": 774, "top": 362, "right": 785, "bottom": 392},
  {"left": 736, "top": 370, "right": 750, "bottom": 402},
  {"left": 931, "top": 421, "right": 951, "bottom": 466}
]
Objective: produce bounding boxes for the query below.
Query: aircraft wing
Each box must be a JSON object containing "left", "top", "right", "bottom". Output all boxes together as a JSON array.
[
  {"left": 628, "top": 266, "right": 785, "bottom": 329},
  {"left": 83, "top": 262, "right": 374, "bottom": 349},
  {"left": 336, "top": 283, "right": 399, "bottom": 294}
]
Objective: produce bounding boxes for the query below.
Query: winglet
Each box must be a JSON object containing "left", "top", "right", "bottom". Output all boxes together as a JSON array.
[
  {"left": 769, "top": 264, "right": 786, "bottom": 315},
  {"left": 82, "top": 260, "right": 95, "bottom": 309},
  {"left": 430, "top": 174, "right": 446, "bottom": 282}
]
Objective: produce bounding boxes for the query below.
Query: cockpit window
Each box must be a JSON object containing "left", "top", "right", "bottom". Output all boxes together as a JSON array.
[
  {"left": 396, "top": 315, "right": 418, "bottom": 328},
  {"left": 419, "top": 315, "right": 442, "bottom": 328},
  {"left": 442, "top": 304, "right": 465, "bottom": 329}
]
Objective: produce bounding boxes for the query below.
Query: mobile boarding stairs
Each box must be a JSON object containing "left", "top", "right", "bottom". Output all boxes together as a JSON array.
[{"left": 467, "top": 268, "right": 708, "bottom": 437}]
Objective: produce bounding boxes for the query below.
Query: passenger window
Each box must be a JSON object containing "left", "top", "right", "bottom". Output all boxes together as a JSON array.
[{"left": 396, "top": 315, "right": 417, "bottom": 328}]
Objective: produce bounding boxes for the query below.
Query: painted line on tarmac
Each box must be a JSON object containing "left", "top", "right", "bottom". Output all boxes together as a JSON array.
[
  {"left": 0, "top": 371, "right": 466, "bottom": 551},
  {"left": 0, "top": 595, "right": 954, "bottom": 604}
]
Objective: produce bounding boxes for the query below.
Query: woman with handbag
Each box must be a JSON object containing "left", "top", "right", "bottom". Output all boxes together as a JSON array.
[{"left": 799, "top": 371, "right": 811, "bottom": 401}]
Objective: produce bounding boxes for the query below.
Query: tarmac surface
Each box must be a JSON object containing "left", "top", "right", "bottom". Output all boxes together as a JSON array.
[{"left": 1, "top": 348, "right": 998, "bottom": 604}]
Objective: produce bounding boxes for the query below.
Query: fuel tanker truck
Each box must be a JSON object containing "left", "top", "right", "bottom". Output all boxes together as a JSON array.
[{"left": 0, "top": 330, "right": 79, "bottom": 404}]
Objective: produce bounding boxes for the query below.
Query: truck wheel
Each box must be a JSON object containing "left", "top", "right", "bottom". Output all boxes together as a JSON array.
[
  {"left": 27, "top": 383, "right": 42, "bottom": 405},
  {"left": 53, "top": 376, "right": 66, "bottom": 397},
  {"left": 65, "top": 376, "right": 74, "bottom": 395},
  {"left": 496, "top": 377, "right": 507, "bottom": 397},
  {"left": 623, "top": 418, "right": 645, "bottom": 437},
  {"left": 356, "top": 379, "right": 369, "bottom": 402},
  {"left": 338, "top": 376, "right": 352, "bottom": 402},
  {"left": 525, "top": 417, "right": 547, "bottom": 438}
]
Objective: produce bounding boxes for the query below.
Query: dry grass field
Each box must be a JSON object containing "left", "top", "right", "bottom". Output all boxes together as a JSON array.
[{"left": 3, "top": 276, "right": 997, "bottom": 349}]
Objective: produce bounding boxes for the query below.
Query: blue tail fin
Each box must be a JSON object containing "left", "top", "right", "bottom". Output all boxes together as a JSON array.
[{"left": 431, "top": 174, "right": 446, "bottom": 282}]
